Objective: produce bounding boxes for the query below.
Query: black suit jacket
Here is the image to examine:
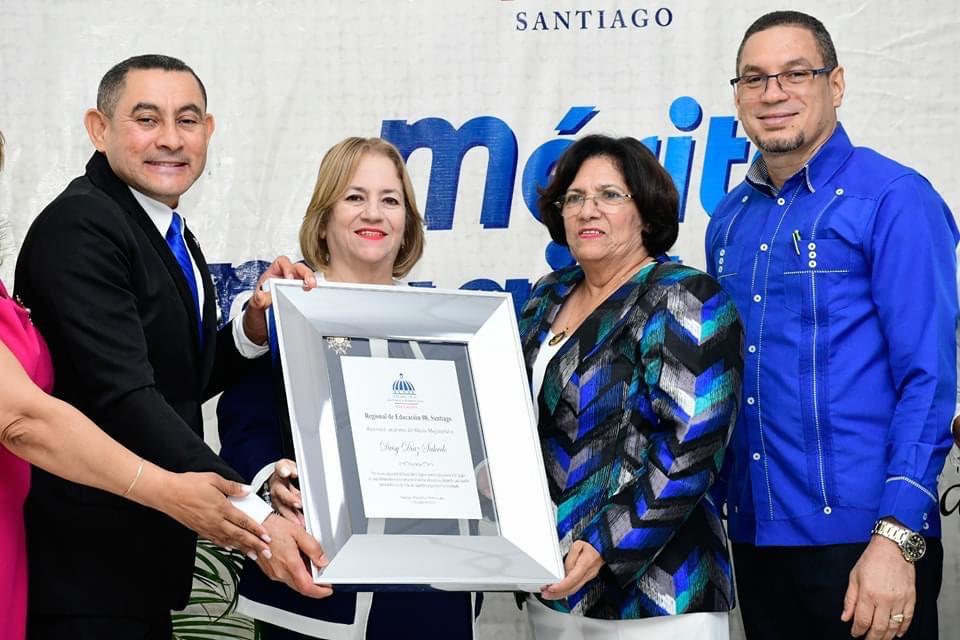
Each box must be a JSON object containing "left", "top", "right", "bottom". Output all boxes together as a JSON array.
[{"left": 15, "top": 152, "right": 254, "bottom": 616}]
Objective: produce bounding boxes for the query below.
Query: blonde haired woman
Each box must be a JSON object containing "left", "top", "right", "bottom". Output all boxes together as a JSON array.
[
  {"left": 218, "top": 137, "right": 480, "bottom": 640},
  {"left": 297, "top": 137, "right": 423, "bottom": 282}
]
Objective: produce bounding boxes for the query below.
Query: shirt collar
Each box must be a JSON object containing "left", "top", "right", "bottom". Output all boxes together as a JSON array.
[
  {"left": 129, "top": 187, "right": 182, "bottom": 237},
  {"left": 745, "top": 155, "right": 781, "bottom": 196},
  {"left": 745, "top": 122, "right": 854, "bottom": 197}
]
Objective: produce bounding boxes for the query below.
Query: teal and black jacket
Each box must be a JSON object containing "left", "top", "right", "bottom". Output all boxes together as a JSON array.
[{"left": 519, "top": 260, "right": 743, "bottom": 620}]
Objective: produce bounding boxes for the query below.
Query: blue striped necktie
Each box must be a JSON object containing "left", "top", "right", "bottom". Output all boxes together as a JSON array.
[{"left": 165, "top": 212, "right": 203, "bottom": 347}]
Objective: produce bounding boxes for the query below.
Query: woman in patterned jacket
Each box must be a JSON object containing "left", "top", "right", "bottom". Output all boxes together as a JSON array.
[{"left": 519, "top": 134, "right": 743, "bottom": 639}]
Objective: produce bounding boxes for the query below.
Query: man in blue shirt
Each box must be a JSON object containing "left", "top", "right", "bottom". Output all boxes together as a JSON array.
[{"left": 706, "top": 11, "right": 957, "bottom": 640}]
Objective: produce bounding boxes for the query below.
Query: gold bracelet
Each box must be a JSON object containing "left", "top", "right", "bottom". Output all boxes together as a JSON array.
[{"left": 123, "top": 458, "right": 145, "bottom": 497}]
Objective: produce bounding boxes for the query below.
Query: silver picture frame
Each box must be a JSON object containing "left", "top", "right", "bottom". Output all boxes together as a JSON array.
[{"left": 269, "top": 279, "right": 563, "bottom": 591}]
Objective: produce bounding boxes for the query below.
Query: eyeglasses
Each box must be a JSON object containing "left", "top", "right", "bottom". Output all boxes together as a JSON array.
[
  {"left": 729, "top": 67, "right": 835, "bottom": 94},
  {"left": 555, "top": 190, "right": 633, "bottom": 215}
]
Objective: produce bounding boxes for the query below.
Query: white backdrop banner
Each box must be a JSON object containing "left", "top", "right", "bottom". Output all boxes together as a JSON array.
[
  {"left": 1, "top": 1, "right": 958, "bottom": 636},
  {"left": 1, "top": 1, "right": 957, "bottom": 321}
]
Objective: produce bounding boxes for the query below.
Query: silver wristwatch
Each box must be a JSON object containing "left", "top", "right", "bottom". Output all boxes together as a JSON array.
[{"left": 871, "top": 519, "right": 926, "bottom": 562}]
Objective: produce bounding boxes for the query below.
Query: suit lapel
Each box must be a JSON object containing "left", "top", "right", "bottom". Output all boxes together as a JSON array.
[
  {"left": 184, "top": 225, "right": 217, "bottom": 378},
  {"left": 526, "top": 262, "right": 667, "bottom": 423},
  {"left": 520, "top": 266, "right": 581, "bottom": 374},
  {"left": 85, "top": 152, "right": 204, "bottom": 354},
  {"left": 520, "top": 267, "right": 583, "bottom": 420}
]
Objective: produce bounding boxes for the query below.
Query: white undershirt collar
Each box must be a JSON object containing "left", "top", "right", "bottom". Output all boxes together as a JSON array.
[{"left": 128, "top": 187, "right": 180, "bottom": 236}]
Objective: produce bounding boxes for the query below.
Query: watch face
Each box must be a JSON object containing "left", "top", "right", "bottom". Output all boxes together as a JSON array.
[{"left": 903, "top": 533, "right": 926, "bottom": 562}]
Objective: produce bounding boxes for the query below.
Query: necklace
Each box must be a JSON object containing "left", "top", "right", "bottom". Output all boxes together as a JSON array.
[
  {"left": 548, "top": 258, "right": 655, "bottom": 346},
  {"left": 547, "top": 331, "right": 569, "bottom": 347}
]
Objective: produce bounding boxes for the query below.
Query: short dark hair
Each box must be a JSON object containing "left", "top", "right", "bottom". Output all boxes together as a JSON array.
[
  {"left": 736, "top": 11, "right": 838, "bottom": 73},
  {"left": 538, "top": 134, "right": 679, "bottom": 256},
  {"left": 97, "top": 54, "right": 207, "bottom": 117}
]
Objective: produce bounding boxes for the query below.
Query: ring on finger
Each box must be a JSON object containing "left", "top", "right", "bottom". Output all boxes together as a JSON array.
[{"left": 889, "top": 613, "right": 905, "bottom": 626}]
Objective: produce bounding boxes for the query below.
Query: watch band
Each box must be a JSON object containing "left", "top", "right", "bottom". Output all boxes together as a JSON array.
[{"left": 871, "top": 519, "right": 926, "bottom": 562}]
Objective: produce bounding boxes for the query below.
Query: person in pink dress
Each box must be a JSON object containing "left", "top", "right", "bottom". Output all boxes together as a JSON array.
[{"left": 0, "top": 133, "right": 272, "bottom": 640}]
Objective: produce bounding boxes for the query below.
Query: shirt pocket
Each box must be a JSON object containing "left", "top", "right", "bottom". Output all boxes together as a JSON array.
[
  {"left": 713, "top": 244, "right": 749, "bottom": 286},
  {"left": 783, "top": 239, "right": 852, "bottom": 317},
  {"left": 714, "top": 244, "right": 751, "bottom": 305}
]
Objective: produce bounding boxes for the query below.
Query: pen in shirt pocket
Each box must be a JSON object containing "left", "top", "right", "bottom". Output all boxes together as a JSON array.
[{"left": 791, "top": 230, "right": 801, "bottom": 255}]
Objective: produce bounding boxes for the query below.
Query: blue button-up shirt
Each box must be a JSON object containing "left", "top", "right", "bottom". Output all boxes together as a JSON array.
[{"left": 706, "top": 124, "right": 958, "bottom": 546}]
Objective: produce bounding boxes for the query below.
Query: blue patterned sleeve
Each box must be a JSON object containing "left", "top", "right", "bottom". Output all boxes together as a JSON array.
[{"left": 578, "top": 274, "right": 743, "bottom": 587}]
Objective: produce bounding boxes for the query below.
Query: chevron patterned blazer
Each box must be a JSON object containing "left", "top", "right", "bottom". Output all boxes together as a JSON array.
[{"left": 519, "top": 260, "right": 743, "bottom": 620}]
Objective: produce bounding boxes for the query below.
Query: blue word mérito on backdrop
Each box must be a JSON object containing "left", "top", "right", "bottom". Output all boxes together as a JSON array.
[{"left": 210, "top": 97, "right": 750, "bottom": 324}]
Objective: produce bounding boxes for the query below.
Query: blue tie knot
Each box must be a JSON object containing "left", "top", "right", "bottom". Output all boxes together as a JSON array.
[{"left": 167, "top": 210, "right": 184, "bottom": 238}]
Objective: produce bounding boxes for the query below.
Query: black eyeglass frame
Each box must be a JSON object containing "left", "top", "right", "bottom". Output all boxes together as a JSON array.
[{"left": 729, "top": 66, "right": 836, "bottom": 90}]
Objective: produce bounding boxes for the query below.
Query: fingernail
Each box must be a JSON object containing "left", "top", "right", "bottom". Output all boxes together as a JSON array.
[
  {"left": 262, "top": 548, "right": 273, "bottom": 560},
  {"left": 247, "top": 551, "right": 258, "bottom": 561},
  {"left": 239, "top": 485, "right": 251, "bottom": 495},
  {"left": 225, "top": 546, "right": 233, "bottom": 552},
  {"left": 294, "top": 502, "right": 302, "bottom": 509},
  {"left": 260, "top": 533, "right": 272, "bottom": 543},
  {"left": 279, "top": 466, "right": 291, "bottom": 478}
]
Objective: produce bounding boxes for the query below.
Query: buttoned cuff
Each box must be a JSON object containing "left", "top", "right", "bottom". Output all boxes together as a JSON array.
[
  {"left": 228, "top": 491, "right": 274, "bottom": 524},
  {"left": 877, "top": 476, "right": 939, "bottom": 533},
  {"left": 232, "top": 312, "right": 269, "bottom": 359},
  {"left": 250, "top": 462, "right": 278, "bottom": 496}
]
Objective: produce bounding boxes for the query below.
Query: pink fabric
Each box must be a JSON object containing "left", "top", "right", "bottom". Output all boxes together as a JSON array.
[{"left": 0, "top": 279, "right": 53, "bottom": 640}]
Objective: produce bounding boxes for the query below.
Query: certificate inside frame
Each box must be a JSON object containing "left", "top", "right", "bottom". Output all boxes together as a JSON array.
[
  {"left": 269, "top": 279, "right": 563, "bottom": 590},
  {"left": 320, "top": 339, "right": 493, "bottom": 527}
]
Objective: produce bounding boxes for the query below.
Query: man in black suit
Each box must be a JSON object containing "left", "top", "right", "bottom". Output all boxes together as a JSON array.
[{"left": 15, "top": 55, "right": 330, "bottom": 640}]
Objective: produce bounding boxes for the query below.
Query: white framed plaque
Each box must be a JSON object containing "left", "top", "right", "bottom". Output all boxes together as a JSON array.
[
  {"left": 339, "top": 356, "right": 482, "bottom": 520},
  {"left": 269, "top": 279, "right": 563, "bottom": 591}
]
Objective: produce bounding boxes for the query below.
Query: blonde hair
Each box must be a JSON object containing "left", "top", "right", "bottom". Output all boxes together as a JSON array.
[{"left": 299, "top": 137, "right": 425, "bottom": 278}]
